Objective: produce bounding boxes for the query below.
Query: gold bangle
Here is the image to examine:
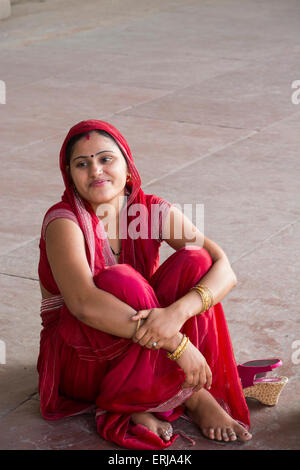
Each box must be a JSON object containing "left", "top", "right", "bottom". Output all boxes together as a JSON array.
[
  {"left": 170, "top": 336, "right": 187, "bottom": 359},
  {"left": 172, "top": 336, "right": 189, "bottom": 361},
  {"left": 191, "top": 286, "right": 209, "bottom": 312},
  {"left": 191, "top": 284, "right": 214, "bottom": 313},
  {"left": 197, "top": 285, "right": 213, "bottom": 311},
  {"left": 196, "top": 284, "right": 214, "bottom": 299},
  {"left": 167, "top": 335, "right": 189, "bottom": 361},
  {"left": 167, "top": 338, "right": 187, "bottom": 361},
  {"left": 167, "top": 335, "right": 185, "bottom": 360},
  {"left": 200, "top": 284, "right": 214, "bottom": 308},
  {"left": 197, "top": 286, "right": 211, "bottom": 311},
  {"left": 193, "top": 284, "right": 214, "bottom": 306}
]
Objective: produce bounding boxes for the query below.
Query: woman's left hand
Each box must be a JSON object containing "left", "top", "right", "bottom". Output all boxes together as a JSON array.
[{"left": 131, "top": 307, "right": 185, "bottom": 350}]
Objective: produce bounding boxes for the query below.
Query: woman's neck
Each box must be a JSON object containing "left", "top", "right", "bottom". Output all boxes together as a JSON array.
[
  {"left": 95, "top": 193, "right": 127, "bottom": 216},
  {"left": 96, "top": 194, "right": 128, "bottom": 239}
]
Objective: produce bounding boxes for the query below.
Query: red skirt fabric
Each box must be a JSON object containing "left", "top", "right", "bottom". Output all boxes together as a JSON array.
[{"left": 37, "top": 247, "right": 250, "bottom": 449}]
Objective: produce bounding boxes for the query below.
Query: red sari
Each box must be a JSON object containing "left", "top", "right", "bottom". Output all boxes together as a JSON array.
[{"left": 37, "top": 120, "right": 250, "bottom": 449}]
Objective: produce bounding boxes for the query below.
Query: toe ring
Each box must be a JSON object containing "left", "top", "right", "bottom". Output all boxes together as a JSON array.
[{"left": 163, "top": 427, "right": 172, "bottom": 436}]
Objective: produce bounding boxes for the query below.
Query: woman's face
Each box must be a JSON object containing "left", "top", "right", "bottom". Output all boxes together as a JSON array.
[{"left": 67, "top": 131, "right": 129, "bottom": 214}]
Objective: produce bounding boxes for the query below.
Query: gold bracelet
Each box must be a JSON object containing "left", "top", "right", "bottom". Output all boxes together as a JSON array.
[
  {"left": 191, "top": 286, "right": 208, "bottom": 312},
  {"left": 169, "top": 336, "right": 187, "bottom": 359},
  {"left": 195, "top": 286, "right": 211, "bottom": 311},
  {"left": 167, "top": 336, "right": 187, "bottom": 361},
  {"left": 167, "top": 335, "right": 189, "bottom": 361},
  {"left": 194, "top": 285, "right": 214, "bottom": 306},
  {"left": 171, "top": 336, "right": 189, "bottom": 361},
  {"left": 191, "top": 284, "right": 214, "bottom": 313},
  {"left": 196, "top": 285, "right": 214, "bottom": 311}
]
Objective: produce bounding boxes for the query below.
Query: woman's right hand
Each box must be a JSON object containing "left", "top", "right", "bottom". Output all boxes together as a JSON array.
[{"left": 165, "top": 334, "right": 212, "bottom": 393}]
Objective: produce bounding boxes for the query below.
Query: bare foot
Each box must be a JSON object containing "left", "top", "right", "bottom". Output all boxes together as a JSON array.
[
  {"left": 184, "top": 388, "right": 252, "bottom": 443},
  {"left": 131, "top": 412, "right": 173, "bottom": 442}
]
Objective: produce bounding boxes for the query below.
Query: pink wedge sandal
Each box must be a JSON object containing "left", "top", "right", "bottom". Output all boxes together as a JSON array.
[{"left": 237, "top": 359, "right": 288, "bottom": 406}]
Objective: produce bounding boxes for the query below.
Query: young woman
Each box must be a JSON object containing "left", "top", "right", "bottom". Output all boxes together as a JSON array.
[{"left": 37, "top": 119, "right": 251, "bottom": 449}]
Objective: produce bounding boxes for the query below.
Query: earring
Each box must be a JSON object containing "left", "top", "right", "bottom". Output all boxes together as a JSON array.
[{"left": 126, "top": 173, "right": 132, "bottom": 182}]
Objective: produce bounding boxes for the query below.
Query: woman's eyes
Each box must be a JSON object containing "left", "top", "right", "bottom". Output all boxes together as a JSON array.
[
  {"left": 76, "top": 157, "right": 112, "bottom": 168},
  {"left": 76, "top": 162, "right": 87, "bottom": 167}
]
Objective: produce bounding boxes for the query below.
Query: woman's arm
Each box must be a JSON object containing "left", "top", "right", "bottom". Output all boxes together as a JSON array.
[
  {"left": 132, "top": 205, "right": 238, "bottom": 347},
  {"left": 45, "top": 218, "right": 138, "bottom": 337},
  {"left": 162, "top": 205, "right": 237, "bottom": 321},
  {"left": 45, "top": 218, "right": 183, "bottom": 352}
]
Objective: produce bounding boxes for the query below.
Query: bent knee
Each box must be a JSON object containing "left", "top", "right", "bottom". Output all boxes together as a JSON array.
[
  {"left": 93, "top": 264, "right": 149, "bottom": 292},
  {"left": 177, "top": 246, "right": 213, "bottom": 268},
  {"left": 93, "top": 264, "right": 156, "bottom": 309}
]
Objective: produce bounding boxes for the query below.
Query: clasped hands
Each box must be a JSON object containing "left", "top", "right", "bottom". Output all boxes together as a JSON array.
[
  {"left": 131, "top": 306, "right": 183, "bottom": 350},
  {"left": 131, "top": 306, "right": 212, "bottom": 392}
]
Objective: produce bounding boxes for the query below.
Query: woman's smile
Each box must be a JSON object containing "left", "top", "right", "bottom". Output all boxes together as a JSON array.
[{"left": 90, "top": 179, "right": 110, "bottom": 187}]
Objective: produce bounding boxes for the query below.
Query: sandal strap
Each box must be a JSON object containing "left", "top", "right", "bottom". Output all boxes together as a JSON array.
[{"left": 237, "top": 359, "right": 282, "bottom": 388}]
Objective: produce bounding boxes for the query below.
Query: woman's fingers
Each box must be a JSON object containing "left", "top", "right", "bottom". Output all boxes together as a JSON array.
[
  {"left": 183, "top": 372, "right": 203, "bottom": 390},
  {"left": 193, "top": 372, "right": 203, "bottom": 393},
  {"left": 131, "top": 309, "right": 152, "bottom": 320},
  {"left": 196, "top": 363, "right": 212, "bottom": 391},
  {"left": 184, "top": 366, "right": 211, "bottom": 392},
  {"left": 182, "top": 372, "right": 194, "bottom": 388},
  {"left": 137, "top": 332, "right": 154, "bottom": 347},
  {"left": 206, "top": 364, "right": 212, "bottom": 390},
  {"left": 132, "top": 319, "right": 150, "bottom": 344},
  {"left": 132, "top": 310, "right": 158, "bottom": 345},
  {"left": 146, "top": 338, "right": 162, "bottom": 350},
  {"left": 199, "top": 365, "right": 207, "bottom": 388},
  {"left": 137, "top": 331, "right": 161, "bottom": 348},
  {"left": 134, "top": 328, "right": 163, "bottom": 349}
]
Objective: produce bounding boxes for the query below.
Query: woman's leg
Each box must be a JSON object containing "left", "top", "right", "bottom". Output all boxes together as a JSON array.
[
  {"left": 150, "top": 246, "right": 251, "bottom": 441},
  {"left": 92, "top": 264, "right": 183, "bottom": 444},
  {"left": 56, "top": 263, "right": 181, "bottom": 446},
  {"left": 150, "top": 246, "right": 214, "bottom": 307}
]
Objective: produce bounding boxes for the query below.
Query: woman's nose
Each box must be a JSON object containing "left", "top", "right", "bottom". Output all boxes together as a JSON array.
[{"left": 90, "top": 159, "right": 103, "bottom": 176}]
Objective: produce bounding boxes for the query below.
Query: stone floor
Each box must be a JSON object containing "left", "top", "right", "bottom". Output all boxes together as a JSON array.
[{"left": 0, "top": 0, "right": 299, "bottom": 451}]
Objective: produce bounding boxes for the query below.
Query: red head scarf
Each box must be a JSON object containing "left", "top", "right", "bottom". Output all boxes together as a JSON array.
[{"left": 58, "top": 119, "right": 170, "bottom": 280}]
